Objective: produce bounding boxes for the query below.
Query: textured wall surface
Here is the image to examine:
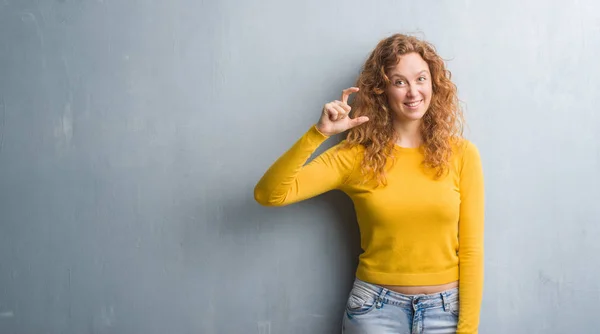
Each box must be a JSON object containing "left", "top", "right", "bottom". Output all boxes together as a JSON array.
[{"left": 1, "top": 0, "right": 599, "bottom": 333}]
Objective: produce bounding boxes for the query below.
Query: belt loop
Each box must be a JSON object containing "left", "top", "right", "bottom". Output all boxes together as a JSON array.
[
  {"left": 441, "top": 292, "right": 449, "bottom": 312},
  {"left": 375, "top": 287, "right": 388, "bottom": 309}
]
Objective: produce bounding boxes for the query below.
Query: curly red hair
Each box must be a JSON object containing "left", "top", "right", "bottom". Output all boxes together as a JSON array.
[{"left": 342, "top": 33, "right": 464, "bottom": 186}]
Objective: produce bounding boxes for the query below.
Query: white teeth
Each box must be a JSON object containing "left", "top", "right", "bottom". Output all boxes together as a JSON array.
[{"left": 405, "top": 100, "right": 421, "bottom": 107}]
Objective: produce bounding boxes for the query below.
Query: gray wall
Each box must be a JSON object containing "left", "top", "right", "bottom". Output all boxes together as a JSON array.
[{"left": 1, "top": 0, "right": 599, "bottom": 333}]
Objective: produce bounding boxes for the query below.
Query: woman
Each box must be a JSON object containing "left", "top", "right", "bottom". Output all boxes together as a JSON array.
[{"left": 254, "top": 33, "right": 484, "bottom": 334}]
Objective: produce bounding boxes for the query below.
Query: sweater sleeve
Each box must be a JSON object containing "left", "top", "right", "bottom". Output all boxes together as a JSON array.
[
  {"left": 456, "top": 141, "right": 485, "bottom": 334},
  {"left": 254, "top": 125, "right": 357, "bottom": 207}
]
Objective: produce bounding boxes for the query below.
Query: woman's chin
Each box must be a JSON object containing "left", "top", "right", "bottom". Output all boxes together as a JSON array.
[{"left": 395, "top": 109, "right": 426, "bottom": 122}]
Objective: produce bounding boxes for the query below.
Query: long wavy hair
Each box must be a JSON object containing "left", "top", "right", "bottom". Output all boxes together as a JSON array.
[{"left": 343, "top": 33, "right": 464, "bottom": 186}]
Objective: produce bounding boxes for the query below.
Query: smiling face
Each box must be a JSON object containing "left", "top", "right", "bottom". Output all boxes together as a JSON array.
[{"left": 385, "top": 52, "right": 433, "bottom": 124}]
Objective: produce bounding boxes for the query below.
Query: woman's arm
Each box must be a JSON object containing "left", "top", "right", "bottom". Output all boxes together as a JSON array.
[
  {"left": 254, "top": 125, "right": 357, "bottom": 206},
  {"left": 456, "top": 140, "right": 485, "bottom": 334},
  {"left": 255, "top": 87, "right": 368, "bottom": 207}
]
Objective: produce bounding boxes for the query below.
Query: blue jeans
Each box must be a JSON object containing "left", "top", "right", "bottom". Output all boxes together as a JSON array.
[{"left": 342, "top": 278, "right": 459, "bottom": 334}]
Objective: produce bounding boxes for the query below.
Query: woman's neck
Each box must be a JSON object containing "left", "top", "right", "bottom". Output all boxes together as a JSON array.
[{"left": 393, "top": 119, "right": 423, "bottom": 148}]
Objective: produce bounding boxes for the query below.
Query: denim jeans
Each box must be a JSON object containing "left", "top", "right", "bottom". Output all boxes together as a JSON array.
[{"left": 342, "top": 278, "right": 459, "bottom": 334}]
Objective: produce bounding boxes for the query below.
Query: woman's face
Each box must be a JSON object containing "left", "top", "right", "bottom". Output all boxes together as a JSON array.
[{"left": 385, "top": 52, "right": 433, "bottom": 123}]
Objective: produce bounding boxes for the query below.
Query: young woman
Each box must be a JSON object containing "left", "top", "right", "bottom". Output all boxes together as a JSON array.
[{"left": 254, "top": 33, "right": 484, "bottom": 334}]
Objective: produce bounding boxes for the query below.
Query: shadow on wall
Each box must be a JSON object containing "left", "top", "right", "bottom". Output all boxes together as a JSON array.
[
  {"left": 216, "top": 187, "right": 361, "bottom": 267},
  {"left": 182, "top": 183, "right": 362, "bottom": 331}
]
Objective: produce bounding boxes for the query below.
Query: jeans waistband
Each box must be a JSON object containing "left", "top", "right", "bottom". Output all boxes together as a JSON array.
[{"left": 352, "top": 278, "right": 459, "bottom": 309}]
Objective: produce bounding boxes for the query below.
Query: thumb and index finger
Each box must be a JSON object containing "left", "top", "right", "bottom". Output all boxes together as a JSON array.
[{"left": 341, "top": 87, "right": 369, "bottom": 127}]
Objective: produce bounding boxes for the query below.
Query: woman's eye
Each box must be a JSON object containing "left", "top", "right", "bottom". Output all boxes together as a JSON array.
[
  {"left": 395, "top": 80, "right": 405, "bottom": 85},
  {"left": 418, "top": 76, "right": 427, "bottom": 81}
]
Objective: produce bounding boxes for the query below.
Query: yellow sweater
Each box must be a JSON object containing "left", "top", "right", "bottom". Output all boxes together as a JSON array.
[{"left": 254, "top": 125, "right": 485, "bottom": 334}]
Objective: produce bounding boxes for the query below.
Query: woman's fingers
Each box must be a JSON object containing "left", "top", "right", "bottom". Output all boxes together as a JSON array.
[{"left": 341, "top": 87, "right": 359, "bottom": 105}]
